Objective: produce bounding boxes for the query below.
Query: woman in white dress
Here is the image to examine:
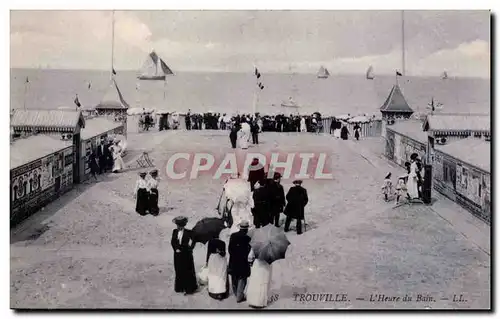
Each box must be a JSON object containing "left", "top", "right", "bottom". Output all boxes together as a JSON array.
[
  {"left": 406, "top": 155, "right": 420, "bottom": 200},
  {"left": 111, "top": 140, "right": 125, "bottom": 173},
  {"left": 224, "top": 178, "right": 255, "bottom": 234},
  {"left": 206, "top": 236, "right": 229, "bottom": 300},
  {"left": 239, "top": 120, "right": 251, "bottom": 149},
  {"left": 300, "top": 117, "right": 307, "bottom": 132},
  {"left": 246, "top": 248, "right": 272, "bottom": 308}
]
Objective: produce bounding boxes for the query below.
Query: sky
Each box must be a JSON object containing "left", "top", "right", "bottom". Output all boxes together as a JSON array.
[{"left": 10, "top": 10, "right": 490, "bottom": 77}]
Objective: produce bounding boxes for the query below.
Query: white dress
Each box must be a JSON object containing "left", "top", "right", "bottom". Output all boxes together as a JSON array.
[
  {"left": 246, "top": 249, "right": 272, "bottom": 308},
  {"left": 111, "top": 145, "right": 125, "bottom": 172},
  {"left": 207, "top": 253, "right": 228, "bottom": 294},
  {"left": 300, "top": 118, "right": 307, "bottom": 132},
  {"left": 406, "top": 161, "right": 419, "bottom": 199},
  {"left": 239, "top": 122, "right": 251, "bottom": 149}
]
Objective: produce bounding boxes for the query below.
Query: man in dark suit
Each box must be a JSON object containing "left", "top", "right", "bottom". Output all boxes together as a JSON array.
[
  {"left": 228, "top": 220, "right": 252, "bottom": 303},
  {"left": 171, "top": 216, "right": 198, "bottom": 295},
  {"left": 251, "top": 120, "right": 259, "bottom": 145},
  {"left": 284, "top": 180, "right": 309, "bottom": 235},
  {"left": 96, "top": 137, "right": 109, "bottom": 174},
  {"left": 268, "top": 172, "right": 286, "bottom": 227}
]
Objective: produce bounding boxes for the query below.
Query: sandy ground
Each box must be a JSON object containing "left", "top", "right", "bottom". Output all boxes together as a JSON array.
[{"left": 10, "top": 130, "right": 490, "bottom": 309}]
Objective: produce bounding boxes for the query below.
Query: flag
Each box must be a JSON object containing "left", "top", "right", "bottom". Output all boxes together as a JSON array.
[
  {"left": 74, "top": 95, "right": 81, "bottom": 107},
  {"left": 255, "top": 67, "right": 264, "bottom": 90},
  {"left": 112, "top": 68, "right": 117, "bottom": 75},
  {"left": 396, "top": 71, "right": 402, "bottom": 76}
]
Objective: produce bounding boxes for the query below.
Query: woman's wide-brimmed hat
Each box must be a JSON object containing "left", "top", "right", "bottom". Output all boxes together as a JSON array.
[
  {"left": 293, "top": 180, "right": 303, "bottom": 185},
  {"left": 238, "top": 220, "right": 249, "bottom": 229},
  {"left": 139, "top": 172, "right": 147, "bottom": 177},
  {"left": 385, "top": 172, "right": 392, "bottom": 179},
  {"left": 150, "top": 169, "right": 158, "bottom": 176},
  {"left": 172, "top": 216, "right": 188, "bottom": 226},
  {"left": 410, "top": 153, "right": 419, "bottom": 160}
]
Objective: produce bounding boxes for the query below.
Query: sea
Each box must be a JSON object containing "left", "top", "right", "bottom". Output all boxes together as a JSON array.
[{"left": 10, "top": 68, "right": 491, "bottom": 116}]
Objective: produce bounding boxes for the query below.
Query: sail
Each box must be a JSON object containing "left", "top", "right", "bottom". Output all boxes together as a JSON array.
[
  {"left": 281, "top": 97, "right": 300, "bottom": 108},
  {"left": 441, "top": 71, "right": 448, "bottom": 79},
  {"left": 317, "top": 66, "right": 329, "bottom": 78},
  {"left": 138, "top": 51, "right": 174, "bottom": 80},
  {"left": 366, "top": 66, "right": 375, "bottom": 79}
]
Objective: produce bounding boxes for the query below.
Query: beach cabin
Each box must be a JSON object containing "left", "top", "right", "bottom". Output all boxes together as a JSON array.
[
  {"left": 385, "top": 121, "right": 428, "bottom": 167},
  {"left": 432, "top": 138, "right": 491, "bottom": 224},
  {"left": 379, "top": 85, "right": 414, "bottom": 138},
  {"left": 10, "top": 109, "right": 85, "bottom": 184},
  {"left": 79, "top": 117, "right": 125, "bottom": 182},
  {"left": 10, "top": 135, "right": 74, "bottom": 227},
  {"left": 95, "top": 78, "right": 130, "bottom": 136},
  {"left": 423, "top": 113, "right": 490, "bottom": 144}
]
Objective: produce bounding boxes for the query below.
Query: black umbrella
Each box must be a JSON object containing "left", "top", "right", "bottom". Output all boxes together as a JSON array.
[
  {"left": 249, "top": 224, "right": 291, "bottom": 264},
  {"left": 192, "top": 217, "right": 226, "bottom": 244}
]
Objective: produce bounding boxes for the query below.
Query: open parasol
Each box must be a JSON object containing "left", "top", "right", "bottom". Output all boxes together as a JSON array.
[
  {"left": 192, "top": 217, "right": 227, "bottom": 244},
  {"left": 249, "top": 224, "right": 291, "bottom": 264}
]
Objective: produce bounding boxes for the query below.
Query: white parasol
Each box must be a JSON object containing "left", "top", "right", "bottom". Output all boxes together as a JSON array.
[
  {"left": 348, "top": 115, "right": 370, "bottom": 124},
  {"left": 336, "top": 114, "right": 352, "bottom": 121}
]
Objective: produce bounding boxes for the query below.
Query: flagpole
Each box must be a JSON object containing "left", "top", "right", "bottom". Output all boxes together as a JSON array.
[
  {"left": 111, "top": 10, "right": 115, "bottom": 80},
  {"left": 23, "top": 78, "right": 28, "bottom": 110},
  {"left": 401, "top": 10, "right": 405, "bottom": 76}
]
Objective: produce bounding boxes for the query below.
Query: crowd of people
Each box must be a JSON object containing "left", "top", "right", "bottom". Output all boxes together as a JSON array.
[
  {"left": 87, "top": 136, "right": 126, "bottom": 180},
  {"left": 169, "top": 157, "right": 309, "bottom": 308}
]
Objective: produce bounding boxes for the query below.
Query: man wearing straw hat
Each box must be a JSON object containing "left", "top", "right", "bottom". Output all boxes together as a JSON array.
[
  {"left": 171, "top": 216, "right": 198, "bottom": 295},
  {"left": 228, "top": 220, "right": 252, "bottom": 303}
]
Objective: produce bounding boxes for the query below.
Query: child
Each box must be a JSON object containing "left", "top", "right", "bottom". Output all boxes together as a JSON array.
[
  {"left": 395, "top": 176, "right": 408, "bottom": 204},
  {"left": 381, "top": 172, "right": 392, "bottom": 202}
]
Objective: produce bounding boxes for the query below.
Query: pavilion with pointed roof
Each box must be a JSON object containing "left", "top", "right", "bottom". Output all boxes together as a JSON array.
[
  {"left": 379, "top": 85, "right": 414, "bottom": 120},
  {"left": 95, "top": 78, "right": 130, "bottom": 135}
]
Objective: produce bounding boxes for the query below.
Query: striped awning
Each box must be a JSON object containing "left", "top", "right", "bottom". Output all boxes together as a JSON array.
[{"left": 11, "top": 109, "right": 85, "bottom": 133}]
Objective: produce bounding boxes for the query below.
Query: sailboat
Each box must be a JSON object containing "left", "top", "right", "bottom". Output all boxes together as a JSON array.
[
  {"left": 280, "top": 96, "right": 300, "bottom": 108},
  {"left": 317, "top": 66, "right": 330, "bottom": 79},
  {"left": 441, "top": 71, "right": 449, "bottom": 80},
  {"left": 137, "top": 51, "right": 174, "bottom": 80},
  {"left": 366, "top": 65, "right": 375, "bottom": 80},
  {"left": 281, "top": 65, "right": 301, "bottom": 109}
]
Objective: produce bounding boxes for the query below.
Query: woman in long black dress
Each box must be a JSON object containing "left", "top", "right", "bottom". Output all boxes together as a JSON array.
[
  {"left": 340, "top": 125, "right": 350, "bottom": 140},
  {"left": 134, "top": 172, "right": 149, "bottom": 216},
  {"left": 148, "top": 169, "right": 160, "bottom": 216},
  {"left": 171, "top": 216, "right": 198, "bottom": 295}
]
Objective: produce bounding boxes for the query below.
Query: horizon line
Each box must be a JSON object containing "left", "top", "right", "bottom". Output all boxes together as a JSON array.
[{"left": 9, "top": 67, "right": 490, "bottom": 79}]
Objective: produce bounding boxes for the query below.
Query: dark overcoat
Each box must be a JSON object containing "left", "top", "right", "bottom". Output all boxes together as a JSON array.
[
  {"left": 227, "top": 231, "right": 252, "bottom": 279},
  {"left": 284, "top": 185, "right": 309, "bottom": 219}
]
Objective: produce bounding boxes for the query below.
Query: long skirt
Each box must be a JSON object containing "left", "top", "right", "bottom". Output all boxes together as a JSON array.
[
  {"left": 246, "top": 259, "right": 272, "bottom": 308},
  {"left": 112, "top": 155, "right": 125, "bottom": 173},
  {"left": 207, "top": 253, "right": 229, "bottom": 300},
  {"left": 136, "top": 188, "right": 149, "bottom": 215},
  {"left": 149, "top": 188, "right": 159, "bottom": 216},
  {"left": 239, "top": 131, "right": 250, "bottom": 149},
  {"left": 174, "top": 251, "right": 198, "bottom": 294}
]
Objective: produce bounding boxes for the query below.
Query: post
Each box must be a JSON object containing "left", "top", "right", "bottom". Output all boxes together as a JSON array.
[
  {"left": 23, "top": 80, "right": 28, "bottom": 110},
  {"left": 111, "top": 10, "right": 115, "bottom": 80},
  {"left": 252, "top": 85, "right": 257, "bottom": 116},
  {"left": 401, "top": 10, "right": 405, "bottom": 76}
]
